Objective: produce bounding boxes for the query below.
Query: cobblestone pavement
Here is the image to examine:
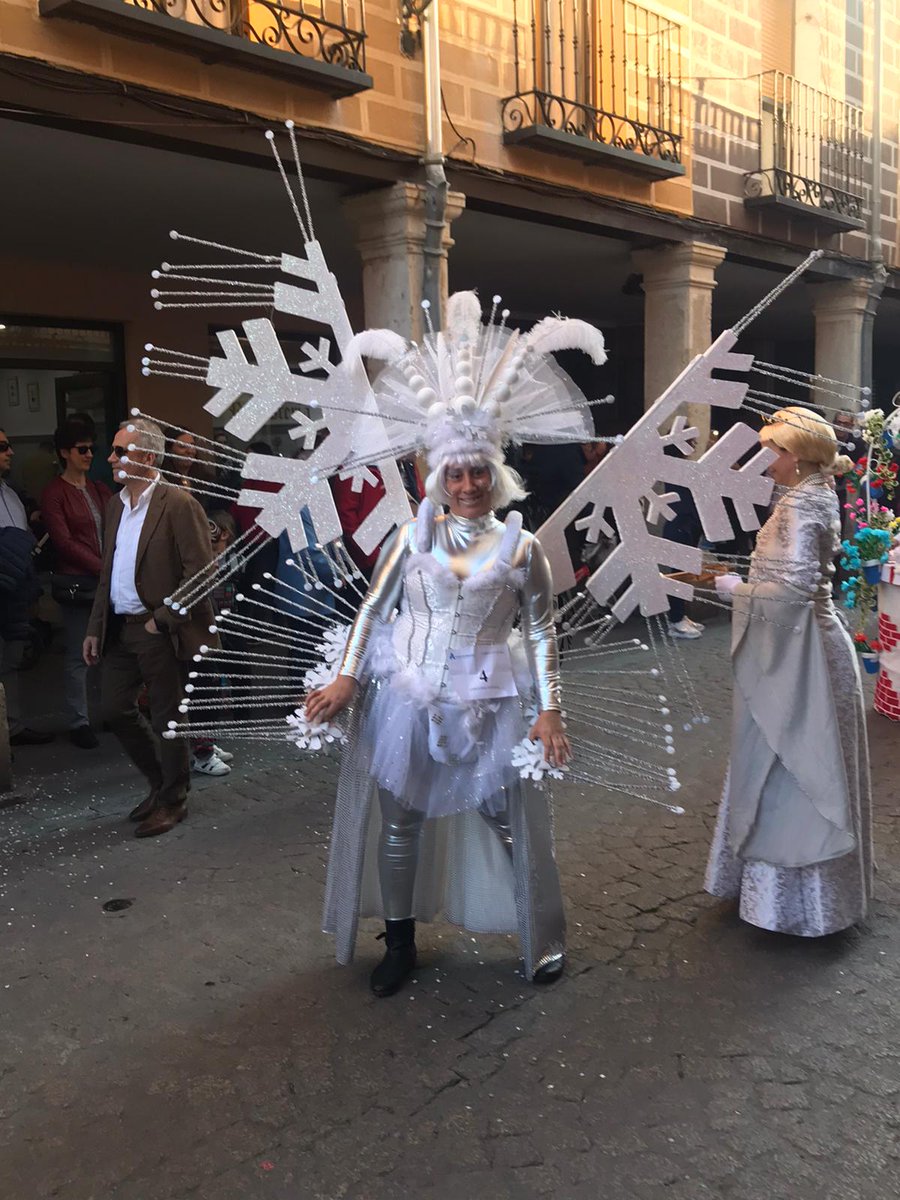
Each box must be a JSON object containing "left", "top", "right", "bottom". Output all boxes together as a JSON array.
[{"left": 1, "top": 616, "right": 899, "bottom": 1200}]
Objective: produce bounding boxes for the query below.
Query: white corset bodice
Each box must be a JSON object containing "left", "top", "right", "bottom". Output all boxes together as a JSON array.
[{"left": 340, "top": 499, "right": 562, "bottom": 712}]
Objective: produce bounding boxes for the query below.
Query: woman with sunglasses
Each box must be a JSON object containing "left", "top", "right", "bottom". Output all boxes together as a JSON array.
[{"left": 41, "top": 420, "right": 112, "bottom": 748}]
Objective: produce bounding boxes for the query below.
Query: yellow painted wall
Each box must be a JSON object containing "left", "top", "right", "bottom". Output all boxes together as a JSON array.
[
  {"left": 0, "top": 0, "right": 692, "bottom": 212},
  {"left": 3, "top": 0, "right": 900, "bottom": 258}
]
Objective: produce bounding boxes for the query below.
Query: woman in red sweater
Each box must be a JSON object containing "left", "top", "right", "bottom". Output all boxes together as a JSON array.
[{"left": 42, "top": 421, "right": 112, "bottom": 748}]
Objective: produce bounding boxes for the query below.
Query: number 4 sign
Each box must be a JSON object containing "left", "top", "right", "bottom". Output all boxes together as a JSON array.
[{"left": 448, "top": 644, "right": 519, "bottom": 702}]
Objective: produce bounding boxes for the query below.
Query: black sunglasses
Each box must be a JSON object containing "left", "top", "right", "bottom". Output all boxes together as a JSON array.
[
  {"left": 0, "top": 441, "right": 11, "bottom": 453},
  {"left": 111, "top": 444, "right": 132, "bottom": 459},
  {"left": 72, "top": 444, "right": 95, "bottom": 456}
]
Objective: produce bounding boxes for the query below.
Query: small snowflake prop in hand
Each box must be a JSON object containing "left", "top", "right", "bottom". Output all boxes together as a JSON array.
[
  {"left": 511, "top": 737, "right": 569, "bottom": 782},
  {"left": 286, "top": 708, "right": 344, "bottom": 752}
]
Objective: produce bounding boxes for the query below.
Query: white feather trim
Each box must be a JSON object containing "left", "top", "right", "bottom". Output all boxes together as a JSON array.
[
  {"left": 523, "top": 317, "right": 607, "bottom": 366},
  {"left": 343, "top": 328, "right": 408, "bottom": 366},
  {"left": 388, "top": 669, "right": 443, "bottom": 706}
]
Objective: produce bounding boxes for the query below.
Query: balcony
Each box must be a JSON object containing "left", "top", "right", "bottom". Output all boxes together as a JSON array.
[
  {"left": 743, "top": 71, "right": 865, "bottom": 232},
  {"left": 501, "top": 0, "right": 684, "bottom": 180},
  {"left": 38, "top": 0, "right": 373, "bottom": 97}
]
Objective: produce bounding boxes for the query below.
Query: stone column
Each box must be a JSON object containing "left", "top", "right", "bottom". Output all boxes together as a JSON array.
[
  {"left": 631, "top": 240, "right": 727, "bottom": 453},
  {"left": 343, "top": 182, "right": 466, "bottom": 340},
  {"left": 0, "top": 684, "right": 10, "bottom": 793},
  {"left": 811, "top": 276, "right": 877, "bottom": 398}
]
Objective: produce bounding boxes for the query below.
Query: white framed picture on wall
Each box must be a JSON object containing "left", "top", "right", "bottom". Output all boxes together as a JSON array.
[
  {"left": 6, "top": 378, "right": 19, "bottom": 407},
  {"left": 26, "top": 382, "right": 40, "bottom": 412}
]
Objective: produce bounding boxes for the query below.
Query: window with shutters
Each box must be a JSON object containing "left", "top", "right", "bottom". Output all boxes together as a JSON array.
[{"left": 760, "top": 0, "right": 793, "bottom": 75}]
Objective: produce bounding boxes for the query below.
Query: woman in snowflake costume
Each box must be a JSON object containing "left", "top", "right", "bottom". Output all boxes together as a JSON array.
[
  {"left": 305, "top": 292, "right": 604, "bottom": 996},
  {"left": 707, "top": 408, "right": 873, "bottom": 936}
]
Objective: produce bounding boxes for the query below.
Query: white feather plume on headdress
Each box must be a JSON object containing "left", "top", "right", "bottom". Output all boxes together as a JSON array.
[
  {"left": 338, "top": 291, "right": 604, "bottom": 471},
  {"left": 524, "top": 316, "right": 607, "bottom": 366}
]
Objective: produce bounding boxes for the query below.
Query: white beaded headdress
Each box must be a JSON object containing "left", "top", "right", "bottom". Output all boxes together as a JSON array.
[{"left": 339, "top": 290, "right": 606, "bottom": 473}]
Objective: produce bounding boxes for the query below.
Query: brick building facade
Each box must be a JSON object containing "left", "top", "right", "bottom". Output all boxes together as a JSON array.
[{"left": 0, "top": 0, "right": 898, "bottom": 465}]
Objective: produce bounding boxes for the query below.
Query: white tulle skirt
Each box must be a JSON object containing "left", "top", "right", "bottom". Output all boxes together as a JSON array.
[{"left": 361, "top": 672, "right": 527, "bottom": 818}]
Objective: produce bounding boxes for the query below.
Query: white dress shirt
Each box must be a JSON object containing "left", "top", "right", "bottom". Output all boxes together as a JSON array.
[
  {"left": 0, "top": 480, "right": 28, "bottom": 531},
  {"left": 109, "top": 478, "right": 158, "bottom": 615}
]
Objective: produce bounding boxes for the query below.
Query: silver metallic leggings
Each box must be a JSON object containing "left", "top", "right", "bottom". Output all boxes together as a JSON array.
[{"left": 378, "top": 789, "right": 513, "bottom": 920}]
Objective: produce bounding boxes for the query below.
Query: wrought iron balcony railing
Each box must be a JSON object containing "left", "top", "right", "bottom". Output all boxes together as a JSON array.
[
  {"left": 501, "top": 0, "right": 684, "bottom": 179},
  {"left": 40, "top": 0, "right": 372, "bottom": 96},
  {"left": 744, "top": 71, "right": 865, "bottom": 231}
]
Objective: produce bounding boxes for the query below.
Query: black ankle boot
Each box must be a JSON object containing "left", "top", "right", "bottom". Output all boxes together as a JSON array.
[
  {"left": 370, "top": 918, "right": 417, "bottom": 997},
  {"left": 533, "top": 952, "right": 565, "bottom": 984}
]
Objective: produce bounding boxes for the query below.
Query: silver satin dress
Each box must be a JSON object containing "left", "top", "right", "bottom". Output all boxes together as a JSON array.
[
  {"left": 706, "top": 474, "right": 873, "bottom": 935},
  {"left": 322, "top": 500, "right": 567, "bottom": 977}
]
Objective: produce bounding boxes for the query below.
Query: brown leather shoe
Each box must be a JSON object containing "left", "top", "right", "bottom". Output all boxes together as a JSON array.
[
  {"left": 128, "top": 790, "right": 160, "bottom": 822},
  {"left": 135, "top": 804, "right": 186, "bottom": 838}
]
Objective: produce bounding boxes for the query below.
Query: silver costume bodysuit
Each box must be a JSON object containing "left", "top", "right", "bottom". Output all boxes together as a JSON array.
[{"left": 337, "top": 500, "right": 563, "bottom": 919}]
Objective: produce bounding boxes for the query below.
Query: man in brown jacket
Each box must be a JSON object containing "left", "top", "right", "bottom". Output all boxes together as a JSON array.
[{"left": 84, "top": 417, "right": 216, "bottom": 837}]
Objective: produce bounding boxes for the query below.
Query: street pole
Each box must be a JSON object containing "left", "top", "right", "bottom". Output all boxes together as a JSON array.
[{"left": 421, "top": 0, "right": 448, "bottom": 331}]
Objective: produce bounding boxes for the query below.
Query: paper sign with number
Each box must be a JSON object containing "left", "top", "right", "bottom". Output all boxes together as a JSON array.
[{"left": 448, "top": 644, "right": 518, "bottom": 701}]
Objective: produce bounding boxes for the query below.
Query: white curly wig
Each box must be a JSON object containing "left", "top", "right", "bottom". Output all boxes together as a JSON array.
[{"left": 424, "top": 449, "right": 528, "bottom": 511}]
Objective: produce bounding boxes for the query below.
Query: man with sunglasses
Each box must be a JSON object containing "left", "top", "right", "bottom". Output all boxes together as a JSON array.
[
  {"left": 42, "top": 421, "right": 112, "bottom": 748},
  {"left": 84, "top": 418, "right": 216, "bottom": 837},
  {"left": 1, "top": 428, "right": 53, "bottom": 747}
]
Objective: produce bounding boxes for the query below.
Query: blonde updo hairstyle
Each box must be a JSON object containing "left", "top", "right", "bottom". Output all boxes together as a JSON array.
[
  {"left": 763, "top": 406, "right": 854, "bottom": 477},
  {"left": 425, "top": 450, "right": 528, "bottom": 511}
]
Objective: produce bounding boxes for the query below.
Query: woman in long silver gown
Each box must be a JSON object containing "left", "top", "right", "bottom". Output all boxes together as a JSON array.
[
  {"left": 306, "top": 457, "right": 571, "bottom": 995},
  {"left": 706, "top": 407, "right": 873, "bottom": 936}
]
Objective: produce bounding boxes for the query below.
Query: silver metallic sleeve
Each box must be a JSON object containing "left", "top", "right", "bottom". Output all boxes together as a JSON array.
[
  {"left": 338, "top": 524, "right": 410, "bottom": 680},
  {"left": 519, "top": 535, "right": 563, "bottom": 713}
]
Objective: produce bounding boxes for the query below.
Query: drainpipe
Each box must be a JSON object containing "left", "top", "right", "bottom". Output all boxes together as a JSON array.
[
  {"left": 421, "top": 0, "right": 448, "bottom": 330},
  {"left": 870, "top": 0, "right": 883, "bottom": 267},
  {"left": 863, "top": 0, "right": 885, "bottom": 395}
]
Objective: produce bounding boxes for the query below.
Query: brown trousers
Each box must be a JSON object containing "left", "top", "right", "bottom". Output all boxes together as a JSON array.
[{"left": 100, "top": 619, "right": 189, "bottom": 810}]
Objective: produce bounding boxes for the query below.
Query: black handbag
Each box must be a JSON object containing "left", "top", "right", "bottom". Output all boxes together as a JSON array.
[{"left": 51, "top": 573, "right": 98, "bottom": 607}]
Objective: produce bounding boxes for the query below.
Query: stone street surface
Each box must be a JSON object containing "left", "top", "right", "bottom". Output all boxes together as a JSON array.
[{"left": 1, "top": 614, "right": 898, "bottom": 1200}]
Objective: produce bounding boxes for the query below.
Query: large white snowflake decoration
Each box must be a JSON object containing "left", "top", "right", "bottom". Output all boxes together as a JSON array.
[
  {"left": 141, "top": 126, "right": 412, "bottom": 567},
  {"left": 537, "top": 328, "right": 776, "bottom": 620}
]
